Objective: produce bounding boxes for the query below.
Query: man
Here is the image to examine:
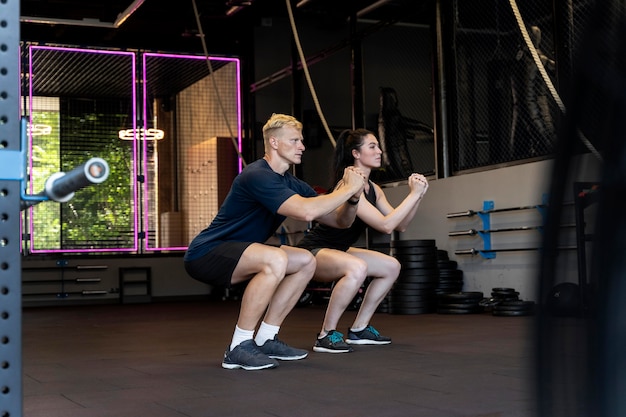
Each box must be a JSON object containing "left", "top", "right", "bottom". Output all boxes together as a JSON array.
[{"left": 184, "top": 113, "right": 365, "bottom": 370}]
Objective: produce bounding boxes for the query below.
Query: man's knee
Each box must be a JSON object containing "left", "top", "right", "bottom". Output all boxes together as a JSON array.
[
  {"left": 263, "top": 248, "right": 289, "bottom": 278},
  {"left": 237, "top": 245, "right": 289, "bottom": 282}
]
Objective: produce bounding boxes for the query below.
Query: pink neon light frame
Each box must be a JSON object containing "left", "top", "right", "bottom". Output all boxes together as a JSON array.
[
  {"left": 141, "top": 52, "right": 242, "bottom": 252},
  {"left": 28, "top": 45, "right": 139, "bottom": 254}
]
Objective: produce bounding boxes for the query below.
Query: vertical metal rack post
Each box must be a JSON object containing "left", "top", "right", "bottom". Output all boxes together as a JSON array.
[
  {"left": 573, "top": 182, "right": 598, "bottom": 315},
  {"left": 0, "top": 0, "right": 23, "bottom": 416}
]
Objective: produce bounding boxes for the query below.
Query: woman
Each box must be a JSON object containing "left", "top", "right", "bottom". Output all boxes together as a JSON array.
[{"left": 297, "top": 128, "right": 429, "bottom": 353}]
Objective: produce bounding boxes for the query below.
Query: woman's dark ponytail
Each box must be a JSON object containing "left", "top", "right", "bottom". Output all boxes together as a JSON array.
[{"left": 331, "top": 128, "right": 374, "bottom": 186}]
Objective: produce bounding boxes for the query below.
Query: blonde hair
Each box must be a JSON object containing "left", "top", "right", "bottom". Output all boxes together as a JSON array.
[{"left": 262, "top": 113, "right": 303, "bottom": 144}]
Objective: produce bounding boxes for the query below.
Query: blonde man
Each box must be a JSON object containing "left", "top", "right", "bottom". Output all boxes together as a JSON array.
[{"left": 184, "top": 113, "right": 365, "bottom": 370}]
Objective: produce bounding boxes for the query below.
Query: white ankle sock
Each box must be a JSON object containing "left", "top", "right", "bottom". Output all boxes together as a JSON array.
[
  {"left": 230, "top": 325, "right": 254, "bottom": 351},
  {"left": 254, "top": 321, "right": 280, "bottom": 346}
]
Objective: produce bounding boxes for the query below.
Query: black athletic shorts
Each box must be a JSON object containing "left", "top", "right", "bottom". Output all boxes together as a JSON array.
[{"left": 184, "top": 241, "right": 252, "bottom": 288}]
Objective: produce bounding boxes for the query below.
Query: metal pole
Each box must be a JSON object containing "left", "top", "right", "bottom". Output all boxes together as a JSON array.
[
  {"left": 0, "top": 0, "right": 23, "bottom": 416},
  {"left": 349, "top": 2, "right": 365, "bottom": 129},
  {"left": 434, "top": 0, "right": 451, "bottom": 178}
]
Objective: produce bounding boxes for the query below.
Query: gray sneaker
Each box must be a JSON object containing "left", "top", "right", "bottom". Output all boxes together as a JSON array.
[
  {"left": 258, "top": 336, "right": 308, "bottom": 361},
  {"left": 222, "top": 339, "right": 279, "bottom": 370},
  {"left": 313, "top": 330, "right": 353, "bottom": 353}
]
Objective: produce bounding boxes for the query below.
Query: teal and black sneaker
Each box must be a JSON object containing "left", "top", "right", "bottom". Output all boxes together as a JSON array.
[
  {"left": 313, "top": 330, "right": 353, "bottom": 353},
  {"left": 346, "top": 325, "right": 391, "bottom": 345}
]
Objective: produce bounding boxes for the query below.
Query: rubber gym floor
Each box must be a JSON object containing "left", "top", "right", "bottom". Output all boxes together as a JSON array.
[{"left": 22, "top": 299, "right": 536, "bottom": 417}]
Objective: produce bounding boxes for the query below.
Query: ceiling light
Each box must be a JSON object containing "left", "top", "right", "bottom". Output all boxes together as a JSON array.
[{"left": 118, "top": 128, "right": 164, "bottom": 141}]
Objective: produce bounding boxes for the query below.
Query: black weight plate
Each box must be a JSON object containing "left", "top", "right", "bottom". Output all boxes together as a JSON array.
[
  {"left": 401, "top": 262, "right": 438, "bottom": 270},
  {"left": 398, "top": 268, "right": 439, "bottom": 279},
  {"left": 395, "top": 252, "right": 437, "bottom": 261},
  {"left": 491, "top": 289, "right": 519, "bottom": 295},
  {"left": 493, "top": 305, "right": 534, "bottom": 312},
  {"left": 439, "top": 278, "right": 463, "bottom": 285},
  {"left": 438, "top": 275, "right": 463, "bottom": 282},
  {"left": 439, "top": 288, "right": 465, "bottom": 294},
  {"left": 499, "top": 300, "right": 536, "bottom": 307},
  {"left": 439, "top": 265, "right": 462, "bottom": 271},
  {"left": 400, "top": 262, "right": 439, "bottom": 276},
  {"left": 397, "top": 284, "right": 438, "bottom": 292},
  {"left": 393, "top": 246, "right": 437, "bottom": 255},
  {"left": 395, "top": 253, "right": 438, "bottom": 266},
  {"left": 435, "top": 290, "right": 453, "bottom": 296},
  {"left": 398, "top": 273, "right": 438, "bottom": 281},
  {"left": 437, "top": 302, "right": 483, "bottom": 310},
  {"left": 437, "top": 298, "right": 480, "bottom": 306},
  {"left": 400, "top": 275, "right": 438, "bottom": 283},
  {"left": 491, "top": 291, "right": 520, "bottom": 297},
  {"left": 437, "top": 280, "right": 463, "bottom": 286},
  {"left": 438, "top": 281, "right": 463, "bottom": 288},
  {"left": 438, "top": 269, "right": 463, "bottom": 277},
  {"left": 435, "top": 291, "right": 463, "bottom": 297},
  {"left": 392, "top": 284, "right": 438, "bottom": 292},
  {"left": 396, "top": 275, "right": 439, "bottom": 284},
  {"left": 390, "top": 239, "right": 436, "bottom": 248},
  {"left": 390, "top": 298, "right": 438, "bottom": 307},
  {"left": 491, "top": 292, "right": 519, "bottom": 298},
  {"left": 437, "top": 249, "right": 449, "bottom": 259},
  {"left": 437, "top": 274, "right": 463, "bottom": 282},
  {"left": 393, "top": 281, "right": 438, "bottom": 289},
  {"left": 436, "top": 290, "right": 464, "bottom": 303},
  {"left": 491, "top": 296, "right": 520, "bottom": 302},
  {"left": 392, "top": 291, "right": 437, "bottom": 300},
  {"left": 438, "top": 273, "right": 463, "bottom": 279},
  {"left": 437, "top": 260, "right": 458, "bottom": 270},
  {"left": 437, "top": 287, "right": 464, "bottom": 294},
  {"left": 401, "top": 264, "right": 439, "bottom": 271},
  {"left": 389, "top": 297, "right": 438, "bottom": 305},
  {"left": 439, "top": 274, "right": 463, "bottom": 282},
  {"left": 396, "top": 255, "right": 438, "bottom": 265},
  {"left": 391, "top": 291, "right": 437, "bottom": 299},
  {"left": 479, "top": 298, "right": 500, "bottom": 307},
  {"left": 439, "top": 291, "right": 484, "bottom": 301},
  {"left": 492, "top": 287, "right": 517, "bottom": 293},
  {"left": 493, "top": 309, "right": 534, "bottom": 317},
  {"left": 493, "top": 301, "right": 536, "bottom": 311},
  {"left": 437, "top": 307, "right": 482, "bottom": 314}
]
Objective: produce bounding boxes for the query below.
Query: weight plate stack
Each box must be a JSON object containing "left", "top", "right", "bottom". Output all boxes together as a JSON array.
[
  {"left": 491, "top": 287, "right": 520, "bottom": 302},
  {"left": 389, "top": 239, "right": 438, "bottom": 314},
  {"left": 492, "top": 300, "right": 536, "bottom": 317},
  {"left": 478, "top": 287, "right": 521, "bottom": 312},
  {"left": 437, "top": 291, "right": 485, "bottom": 314},
  {"left": 436, "top": 249, "right": 464, "bottom": 296},
  {"left": 477, "top": 287, "right": 536, "bottom": 317}
]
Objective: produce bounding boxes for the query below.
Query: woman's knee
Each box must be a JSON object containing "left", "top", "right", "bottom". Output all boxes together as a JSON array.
[
  {"left": 372, "top": 255, "right": 401, "bottom": 281},
  {"left": 301, "top": 251, "right": 317, "bottom": 276},
  {"left": 389, "top": 257, "right": 402, "bottom": 278},
  {"left": 295, "top": 248, "right": 316, "bottom": 271},
  {"left": 346, "top": 258, "right": 368, "bottom": 283}
]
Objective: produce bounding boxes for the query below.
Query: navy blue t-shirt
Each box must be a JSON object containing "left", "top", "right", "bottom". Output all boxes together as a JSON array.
[{"left": 184, "top": 158, "right": 318, "bottom": 261}]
